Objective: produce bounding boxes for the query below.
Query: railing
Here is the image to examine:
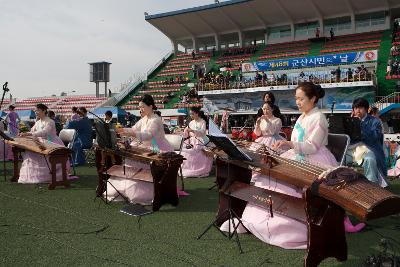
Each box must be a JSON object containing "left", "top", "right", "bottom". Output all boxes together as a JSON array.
[
  {"left": 99, "top": 79, "right": 143, "bottom": 108},
  {"left": 146, "top": 50, "right": 173, "bottom": 78},
  {"left": 99, "top": 51, "right": 174, "bottom": 108},
  {"left": 198, "top": 73, "right": 375, "bottom": 92},
  {"left": 373, "top": 92, "right": 400, "bottom": 111}
]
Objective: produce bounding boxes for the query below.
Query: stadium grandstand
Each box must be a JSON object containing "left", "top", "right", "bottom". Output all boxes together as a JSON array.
[
  {"left": 102, "top": 0, "right": 400, "bottom": 128},
  {"left": 8, "top": 0, "right": 400, "bottom": 127}
]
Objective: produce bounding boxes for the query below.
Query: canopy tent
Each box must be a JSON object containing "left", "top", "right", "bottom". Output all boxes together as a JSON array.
[
  {"left": 88, "top": 107, "right": 127, "bottom": 120},
  {"left": 15, "top": 110, "right": 36, "bottom": 120}
]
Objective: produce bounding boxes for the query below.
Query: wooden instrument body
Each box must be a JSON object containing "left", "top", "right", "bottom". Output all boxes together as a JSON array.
[
  {"left": 6, "top": 137, "right": 71, "bottom": 190},
  {"left": 95, "top": 145, "right": 184, "bottom": 211},
  {"left": 214, "top": 143, "right": 400, "bottom": 267}
]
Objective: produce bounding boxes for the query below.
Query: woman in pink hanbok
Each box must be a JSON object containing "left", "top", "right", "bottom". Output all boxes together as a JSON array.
[
  {"left": 18, "top": 104, "right": 70, "bottom": 184},
  {"left": 222, "top": 82, "right": 339, "bottom": 249},
  {"left": 107, "top": 95, "right": 173, "bottom": 204},
  {"left": 250, "top": 101, "right": 284, "bottom": 150},
  {"left": 181, "top": 107, "right": 213, "bottom": 178}
]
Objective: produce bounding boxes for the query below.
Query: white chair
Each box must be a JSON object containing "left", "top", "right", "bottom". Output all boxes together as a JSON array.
[
  {"left": 165, "top": 134, "right": 185, "bottom": 190},
  {"left": 59, "top": 129, "right": 77, "bottom": 175}
]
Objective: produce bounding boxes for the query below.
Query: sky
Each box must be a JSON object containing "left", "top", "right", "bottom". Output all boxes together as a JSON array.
[{"left": 0, "top": 0, "right": 210, "bottom": 99}]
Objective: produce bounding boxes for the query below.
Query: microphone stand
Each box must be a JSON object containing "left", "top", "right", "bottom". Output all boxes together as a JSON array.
[
  {"left": 331, "top": 101, "right": 336, "bottom": 116},
  {"left": 237, "top": 119, "right": 250, "bottom": 140},
  {"left": 0, "top": 82, "right": 10, "bottom": 181}
]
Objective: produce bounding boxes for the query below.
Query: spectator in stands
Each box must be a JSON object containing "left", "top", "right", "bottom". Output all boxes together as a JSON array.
[
  {"left": 105, "top": 110, "right": 113, "bottom": 123},
  {"left": 71, "top": 107, "right": 80, "bottom": 121},
  {"left": 330, "top": 28, "right": 335, "bottom": 41},
  {"left": 262, "top": 71, "right": 267, "bottom": 85},
  {"left": 108, "top": 89, "right": 112, "bottom": 97},
  {"left": 18, "top": 104, "right": 70, "bottom": 184},
  {"left": 191, "top": 50, "right": 196, "bottom": 60},
  {"left": 255, "top": 71, "right": 262, "bottom": 83},
  {"left": 65, "top": 107, "right": 93, "bottom": 166},
  {"left": 347, "top": 68, "right": 353, "bottom": 80},
  {"left": 5, "top": 105, "right": 20, "bottom": 137},
  {"left": 182, "top": 95, "right": 188, "bottom": 103},
  {"left": 347, "top": 98, "right": 387, "bottom": 187},
  {"left": 334, "top": 66, "right": 341, "bottom": 82},
  {"left": 48, "top": 110, "right": 62, "bottom": 135},
  {"left": 359, "top": 65, "right": 368, "bottom": 79},
  {"left": 392, "top": 60, "right": 399, "bottom": 75},
  {"left": 387, "top": 64, "right": 392, "bottom": 76},
  {"left": 391, "top": 45, "right": 396, "bottom": 56},
  {"left": 315, "top": 27, "right": 320, "bottom": 38},
  {"left": 270, "top": 73, "right": 276, "bottom": 84}
]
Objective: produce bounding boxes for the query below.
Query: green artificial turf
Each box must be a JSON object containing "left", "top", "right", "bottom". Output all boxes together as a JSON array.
[{"left": 1, "top": 165, "right": 400, "bottom": 267}]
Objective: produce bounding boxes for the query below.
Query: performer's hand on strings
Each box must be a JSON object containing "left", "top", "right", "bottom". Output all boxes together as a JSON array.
[
  {"left": 272, "top": 140, "right": 293, "bottom": 150},
  {"left": 116, "top": 127, "right": 136, "bottom": 137},
  {"left": 19, "top": 132, "right": 32, "bottom": 137}
]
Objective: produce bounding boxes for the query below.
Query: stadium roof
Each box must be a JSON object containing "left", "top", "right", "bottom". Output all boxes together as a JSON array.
[{"left": 146, "top": 0, "right": 400, "bottom": 46}]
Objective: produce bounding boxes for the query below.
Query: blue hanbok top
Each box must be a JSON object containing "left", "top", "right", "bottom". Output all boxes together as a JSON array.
[
  {"left": 65, "top": 117, "right": 93, "bottom": 148},
  {"left": 360, "top": 114, "right": 387, "bottom": 177}
]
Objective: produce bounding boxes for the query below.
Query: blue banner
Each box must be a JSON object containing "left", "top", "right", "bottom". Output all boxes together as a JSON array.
[{"left": 241, "top": 50, "right": 378, "bottom": 72}]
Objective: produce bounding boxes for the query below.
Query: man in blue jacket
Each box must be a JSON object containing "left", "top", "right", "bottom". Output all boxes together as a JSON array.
[
  {"left": 65, "top": 107, "right": 93, "bottom": 166},
  {"left": 348, "top": 98, "right": 387, "bottom": 187}
]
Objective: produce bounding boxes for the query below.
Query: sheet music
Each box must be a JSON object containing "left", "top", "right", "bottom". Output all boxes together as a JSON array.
[
  {"left": 208, "top": 118, "right": 226, "bottom": 137},
  {"left": 207, "top": 118, "right": 252, "bottom": 161}
]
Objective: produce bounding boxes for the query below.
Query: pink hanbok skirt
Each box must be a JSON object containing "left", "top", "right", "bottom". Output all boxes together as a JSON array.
[
  {"left": 181, "top": 146, "right": 213, "bottom": 178},
  {"left": 106, "top": 159, "right": 154, "bottom": 204},
  {"left": 18, "top": 138, "right": 72, "bottom": 184},
  {"left": 224, "top": 146, "right": 338, "bottom": 249}
]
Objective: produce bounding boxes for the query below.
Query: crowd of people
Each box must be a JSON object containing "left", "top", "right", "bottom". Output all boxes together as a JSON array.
[
  {"left": 387, "top": 21, "right": 400, "bottom": 76},
  {"left": 198, "top": 64, "right": 373, "bottom": 91},
  {"left": 161, "top": 75, "right": 191, "bottom": 85}
]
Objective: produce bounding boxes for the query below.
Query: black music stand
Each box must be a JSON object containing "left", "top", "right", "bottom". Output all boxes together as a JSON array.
[
  {"left": 206, "top": 135, "right": 252, "bottom": 161},
  {"left": 197, "top": 194, "right": 247, "bottom": 253},
  {"left": 207, "top": 134, "right": 252, "bottom": 190},
  {"left": 0, "top": 82, "right": 10, "bottom": 181},
  {"left": 197, "top": 135, "right": 252, "bottom": 253},
  {"left": 93, "top": 119, "right": 129, "bottom": 204}
]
